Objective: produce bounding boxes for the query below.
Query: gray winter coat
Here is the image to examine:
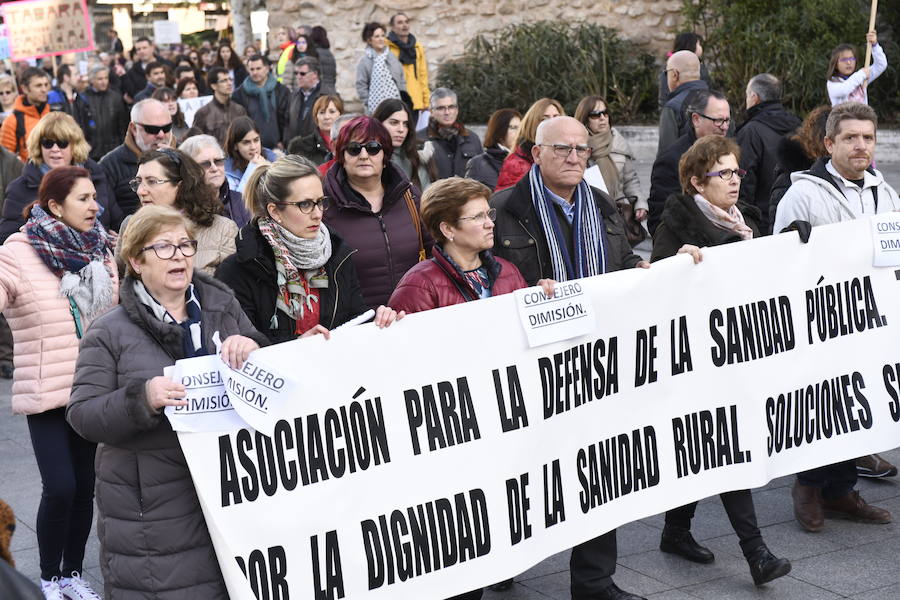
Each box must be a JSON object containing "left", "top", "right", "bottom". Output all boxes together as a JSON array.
[
  {"left": 355, "top": 48, "right": 406, "bottom": 113},
  {"left": 67, "top": 271, "right": 268, "bottom": 599}
]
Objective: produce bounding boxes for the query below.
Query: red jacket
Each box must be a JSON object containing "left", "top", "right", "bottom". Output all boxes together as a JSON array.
[
  {"left": 389, "top": 246, "right": 527, "bottom": 313},
  {"left": 494, "top": 145, "right": 533, "bottom": 192}
]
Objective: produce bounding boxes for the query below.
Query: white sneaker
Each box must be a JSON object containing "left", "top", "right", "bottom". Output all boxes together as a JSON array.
[
  {"left": 40, "top": 577, "right": 65, "bottom": 600},
  {"left": 59, "top": 572, "right": 102, "bottom": 600}
]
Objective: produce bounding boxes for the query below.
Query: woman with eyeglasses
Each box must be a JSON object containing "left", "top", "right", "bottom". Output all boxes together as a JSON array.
[
  {"left": 322, "top": 116, "right": 430, "bottom": 308},
  {"left": 827, "top": 31, "right": 886, "bottom": 106},
  {"left": 0, "top": 166, "right": 117, "bottom": 599},
  {"left": 373, "top": 97, "right": 435, "bottom": 192},
  {"left": 649, "top": 136, "right": 791, "bottom": 586},
  {"left": 217, "top": 154, "right": 402, "bottom": 343},
  {"left": 118, "top": 148, "right": 237, "bottom": 274},
  {"left": 180, "top": 134, "right": 251, "bottom": 227},
  {"left": 224, "top": 116, "right": 278, "bottom": 193},
  {"left": 0, "top": 112, "right": 122, "bottom": 243},
  {"left": 574, "top": 95, "right": 644, "bottom": 217},
  {"left": 495, "top": 98, "right": 565, "bottom": 192},
  {"left": 67, "top": 204, "right": 267, "bottom": 599},
  {"left": 151, "top": 87, "right": 190, "bottom": 145}
]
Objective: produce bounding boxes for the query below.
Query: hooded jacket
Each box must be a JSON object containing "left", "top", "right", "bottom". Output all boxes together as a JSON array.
[
  {"left": 465, "top": 145, "right": 509, "bottom": 191},
  {"left": 423, "top": 122, "right": 483, "bottom": 180},
  {"left": 494, "top": 144, "right": 534, "bottom": 192},
  {"left": 773, "top": 157, "right": 900, "bottom": 233},
  {"left": 322, "top": 162, "right": 430, "bottom": 308},
  {"left": 84, "top": 86, "right": 129, "bottom": 161},
  {"left": 651, "top": 193, "right": 761, "bottom": 262},
  {"left": 216, "top": 221, "right": 367, "bottom": 343},
  {"left": 0, "top": 96, "right": 51, "bottom": 161},
  {"left": 66, "top": 271, "right": 267, "bottom": 599},
  {"left": 735, "top": 101, "right": 801, "bottom": 234}
]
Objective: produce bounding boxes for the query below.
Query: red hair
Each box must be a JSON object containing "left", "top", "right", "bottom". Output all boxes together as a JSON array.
[
  {"left": 25, "top": 166, "right": 91, "bottom": 220},
  {"left": 333, "top": 116, "right": 393, "bottom": 165}
]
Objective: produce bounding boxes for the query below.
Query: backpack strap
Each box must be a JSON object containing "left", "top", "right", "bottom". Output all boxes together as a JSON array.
[{"left": 13, "top": 110, "right": 25, "bottom": 155}]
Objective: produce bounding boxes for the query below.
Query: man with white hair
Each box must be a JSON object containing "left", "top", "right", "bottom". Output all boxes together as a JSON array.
[
  {"left": 491, "top": 116, "right": 648, "bottom": 600},
  {"left": 99, "top": 98, "right": 175, "bottom": 215}
]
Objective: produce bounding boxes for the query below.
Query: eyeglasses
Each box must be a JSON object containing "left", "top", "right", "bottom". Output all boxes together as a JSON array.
[
  {"left": 41, "top": 139, "right": 70, "bottom": 149},
  {"left": 128, "top": 177, "right": 177, "bottom": 192},
  {"left": 588, "top": 110, "right": 609, "bottom": 118},
  {"left": 696, "top": 113, "right": 731, "bottom": 127},
  {"left": 838, "top": 56, "right": 857, "bottom": 63},
  {"left": 457, "top": 208, "right": 497, "bottom": 225},
  {"left": 141, "top": 240, "right": 198, "bottom": 259},
  {"left": 705, "top": 168, "right": 747, "bottom": 181},
  {"left": 198, "top": 157, "right": 226, "bottom": 170},
  {"left": 0, "top": 90, "right": 15, "bottom": 96},
  {"left": 540, "top": 143, "right": 591, "bottom": 159},
  {"left": 274, "top": 196, "right": 330, "bottom": 214},
  {"left": 136, "top": 122, "right": 174, "bottom": 135},
  {"left": 432, "top": 104, "right": 459, "bottom": 113},
  {"left": 345, "top": 141, "right": 383, "bottom": 156}
]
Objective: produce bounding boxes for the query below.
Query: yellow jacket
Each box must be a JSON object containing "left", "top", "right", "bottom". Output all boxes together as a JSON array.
[{"left": 388, "top": 38, "right": 429, "bottom": 110}]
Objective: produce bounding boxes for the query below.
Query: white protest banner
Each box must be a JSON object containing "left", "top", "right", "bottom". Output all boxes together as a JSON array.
[
  {"left": 177, "top": 216, "right": 900, "bottom": 600},
  {"left": 1, "top": 0, "right": 93, "bottom": 60},
  {"left": 153, "top": 20, "right": 181, "bottom": 45},
  {"left": 166, "top": 355, "right": 247, "bottom": 433},
  {"left": 872, "top": 212, "right": 900, "bottom": 267},
  {"left": 178, "top": 95, "right": 212, "bottom": 128}
]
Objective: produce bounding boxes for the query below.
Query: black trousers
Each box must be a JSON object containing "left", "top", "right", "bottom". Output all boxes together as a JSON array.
[
  {"left": 665, "top": 489, "right": 763, "bottom": 558},
  {"left": 0, "top": 314, "right": 12, "bottom": 366},
  {"left": 446, "top": 591, "right": 483, "bottom": 600},
  {"left": 26, "top": 407, "right": 97, "bottom": 580},
  {"left": 797, "top": 460, "right": 857, "bottom": 499},
  {"left": 570, "top": 529, "right": 617, "bottom": 599}
]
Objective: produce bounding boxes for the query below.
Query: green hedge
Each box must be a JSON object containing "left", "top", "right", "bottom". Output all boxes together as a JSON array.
[
  {"left": 681, "top": 0, "right": 899, "bottom": 120},
  {"left": 435, "top": 22, "right": 659, "bottom": 124}
]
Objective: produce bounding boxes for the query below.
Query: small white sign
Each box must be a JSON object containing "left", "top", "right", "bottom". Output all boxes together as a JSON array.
[
  {"left": 165, "top": 356, "right": 247, "bottom": 433},
  {"left": 178, "top": 95, "right": 212, "bottom": 127},
  {"left": 872, "top": 213, "right": 900, "bottom": 267},
  {"left": 250, "top": 10, "right": 270, "bottom": 34},
  {"left": 583, "top": 164, "right": 609, "bottom": 195},
  {"left": 153, "top": 20, "right": 181, "bottom": 45},
  {"left": 513, "top": 279, "right": 596, "bottom": 348}
]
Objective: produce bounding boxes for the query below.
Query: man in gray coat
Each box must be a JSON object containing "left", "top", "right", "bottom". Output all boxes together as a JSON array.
[{"left": 657, "top": 50, "right": 708, "bottom": 157}]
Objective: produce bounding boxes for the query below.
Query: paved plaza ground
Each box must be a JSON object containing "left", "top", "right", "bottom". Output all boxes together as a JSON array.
[{"left": 2, "top": 137, "right": 900, "bottom": 598}]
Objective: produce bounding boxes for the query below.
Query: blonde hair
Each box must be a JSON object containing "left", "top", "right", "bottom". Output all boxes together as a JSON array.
[
  {"left": 119, "top": 205, "right": 196, "bottom": 278},
  {"left": 0, "top": 74, "right": 15, "bottom": 93},
  {"left": 516, "top": 98, "right": 566, "bottom": 148},
  {"left": 243, "top": 154, "right": 321, "bottom": 218},
  {"left": 27, "top": 112, "right": 90, "bottom": 165}
]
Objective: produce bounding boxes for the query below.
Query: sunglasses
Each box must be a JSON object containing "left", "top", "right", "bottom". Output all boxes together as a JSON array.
[
  {"left": 588, "top": 110, "right": 609, "bottom": 118},
  {"left": 41, "top": 139, "right": 70, "bottom": 149},
  {"left": 345, "top": 141, "right": 383, "bottom": 157},
  {"left": 137, "top": 122, "right": 174, "bottom": 135}
]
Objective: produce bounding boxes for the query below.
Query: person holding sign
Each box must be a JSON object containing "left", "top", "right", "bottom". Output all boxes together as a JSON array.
[
  {"left": 0, "top": 166, "right": 117, "bottom": 600},
  {"left": 67, "top": 205, "right": 269, "bottom": 599},
  {"left": 827, "top": 31, "right": 886, "bottom": 107},
  {"left": 649, "top": 136, "right": 793, "bottom": 586},
  {"left": 490, "top": 116, "right": 647, "bottom": 600},
  {"left": 216, "top": 154, "right": 402, "bottom": 343}
]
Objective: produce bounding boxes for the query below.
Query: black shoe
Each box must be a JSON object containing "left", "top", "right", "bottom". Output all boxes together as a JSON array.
[
  {"left": 0, "top": 364, "right": 11, "bottom": 379},
  {"left": 659, "top": 525, "right": 715, "bottom": 563},
  {"left": 488, "top": 578, "right": 514, "bottom": 591},
  {"left": 747, "top": 546, "right": 791, "bottom": 585},
  {"left": 592, "top": 583, "right": 647, "bottom": 600}
]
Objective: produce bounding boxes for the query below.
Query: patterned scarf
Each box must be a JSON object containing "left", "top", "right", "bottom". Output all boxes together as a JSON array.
[
  {"left": 25, "top": 205, "right": 116, "bottom": 319},
  {"left": 134, "top": 280, "right": 206, "bottom": 358},
  {"left": 528, "top": 164, "right": 608, "bottom": 281},
  {"left": 692, "top": 194, "right": 753, "bottom": 240},
  {"left": 257, "top": 217, "right": 332, "bottom": 323},
  {"left": 365, "top": 46, "right": 400, "bottom": 114}
]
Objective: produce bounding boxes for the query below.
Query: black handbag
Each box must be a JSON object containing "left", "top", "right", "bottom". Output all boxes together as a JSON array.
[{"left": 615, "top": 196, "right": 648, "bottom": 247}]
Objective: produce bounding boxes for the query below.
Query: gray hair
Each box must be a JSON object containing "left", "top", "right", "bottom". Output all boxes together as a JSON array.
[
  {"left": 747, "top": 73, "right": 782, "bottom": 103},
  {"left": 88, "top": 65, "right": 109, "bottom": 81},
  {"left": 684, "top": 88, "right": 728, "bottom": 120},
  {"left": 130, "top": 98, "right": 167, "bottom": 123},
  {"left": 243, "top": 154, "right": 321, "bottom": 217},
  {"left": 534, "top": 116, "right": 589, "bottom": 145},
  {"left": 179, "top": 134, "right": 223, "bottom": 158},
  {"left": 331, "top": 112, "right": 361, "bottom": 140},
  {"left": 295, "top": 56, "right": 320, "bottom": 75},
  {"left": 825, "top": 101, "right": 877, "bottom": 139},
  {"left": 430, "top": 87, "right": 457, "bottom": 107}
]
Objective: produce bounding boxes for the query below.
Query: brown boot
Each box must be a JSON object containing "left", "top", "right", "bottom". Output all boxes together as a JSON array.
[
  {"left": 792, "top": 481, "right": 824, "bottom": 532},
  {"left": 823, "top": 491, "right": 892, "bottom": 523}
]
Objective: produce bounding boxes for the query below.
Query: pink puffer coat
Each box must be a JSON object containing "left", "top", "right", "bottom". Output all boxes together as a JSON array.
[{"left": 0, "top": 232, "right": 119, "bottom": 415}]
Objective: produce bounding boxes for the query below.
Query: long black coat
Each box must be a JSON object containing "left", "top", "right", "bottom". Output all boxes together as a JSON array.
[
  {"left": 647, "top": 128, "right": 697, "bottom": 234},
  {"left": 215, "top": 221, "right": 367, "bottom": 344},
  {"left": 768, "top": 135, "right": 815, "bottom": 234},
  {"left": 651, "top": 193, "right": 761, "bottom": 262},
  {"left": 83, "top": 87, "right": 129, "bottom": 161},
  {"left": 489, "top": 173, "right": 642, "bottom": 286}
]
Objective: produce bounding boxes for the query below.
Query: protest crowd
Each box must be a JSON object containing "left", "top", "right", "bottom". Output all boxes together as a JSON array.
[{"left": 0, "top": 9, "right": 897, "bottom": 600}]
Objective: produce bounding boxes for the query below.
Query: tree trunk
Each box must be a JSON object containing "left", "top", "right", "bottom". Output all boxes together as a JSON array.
[{"left": 230, "top": 0, "right": 252, "bottom": 53}]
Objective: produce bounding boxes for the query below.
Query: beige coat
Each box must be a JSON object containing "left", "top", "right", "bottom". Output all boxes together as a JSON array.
[{"left": 0, "top": 232, "right": 118, "bottom": 415}]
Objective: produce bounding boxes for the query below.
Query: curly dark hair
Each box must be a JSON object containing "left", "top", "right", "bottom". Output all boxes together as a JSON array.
[{"left": 138, "top": 149, "right": 221, "bottom": 227}]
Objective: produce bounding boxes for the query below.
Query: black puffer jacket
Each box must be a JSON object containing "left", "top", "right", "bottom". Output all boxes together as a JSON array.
[
  {"left": 99, "top": 137, "right": 142, "bottom": 216},
  {"left": 768, "top": 135, "right": 816, "bottom": 234},
  {"left": 651, "top": 193, "right": 761, "bottom": 262},
  {"left": 287, "top": 128, "right": 329, "bottom": 165},
  {"left": 66, "top": 272, "right": 268, "bottom": 599},
  {"left": 216, "top": 221, "right": 367, "bottom": 343},
  {"left": 736, "top": 101, "right": 801, "bottom": 235},
  {"left": 83, "top": 87, "right": 129, "bottom": 161},
  {"left": 465, "top": 145, "right": 508, "bottom": 190},
  {"left": 647, "top": 129, "right": 697, "bottom": 234},
  {"left": 0, "top": 159, "right": 123, "bottom": 243},
  {"left": 425, "top": 122, "right": 483, "bottom": 180}
]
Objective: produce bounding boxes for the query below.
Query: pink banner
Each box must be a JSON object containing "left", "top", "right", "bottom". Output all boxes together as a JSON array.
[{"left": 2, "top": 0, "right": 94, "bottom": 61}]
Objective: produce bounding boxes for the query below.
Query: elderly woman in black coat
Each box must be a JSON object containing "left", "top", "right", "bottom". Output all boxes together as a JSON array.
[{"left": 67, "top": 205, "right": 268, "bottom": 598}]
